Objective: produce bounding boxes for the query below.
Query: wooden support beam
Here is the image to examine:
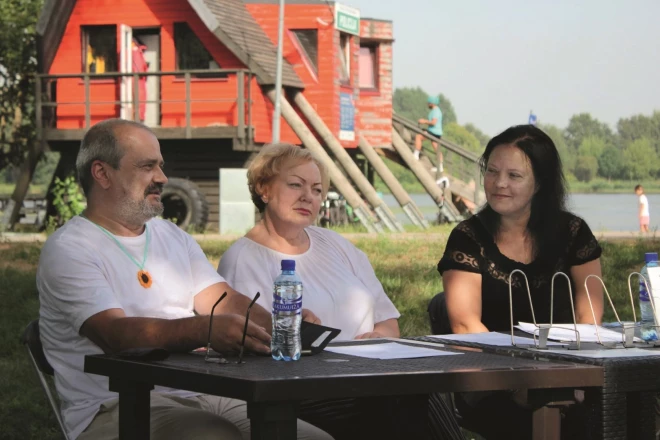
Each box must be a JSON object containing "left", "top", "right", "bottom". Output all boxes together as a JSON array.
[
  {"left": 185, "top": 73, "right": 192, "bottom": 139},
  {"left": 358, "top": 135, "right": 428, "bottom": 229},
  {"left": 391, "top": 128, "right": 446, "bottom": 208},
  {"left": 292, "top": 92, "right": 401, "bottom": 233},
  {"left": 390, "top": 128, "right": 464, "bottom": 223},
  {"left": 263, "top": 87, "right": 380, "bottom": 233}
]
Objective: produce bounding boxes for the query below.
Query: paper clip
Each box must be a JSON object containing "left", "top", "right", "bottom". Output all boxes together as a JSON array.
[
  {"left": 508, "top": 270, "right": 580, "bottom": 350},
  {"left": 584, "top": 274, "right": 635, "bottom": 348}
]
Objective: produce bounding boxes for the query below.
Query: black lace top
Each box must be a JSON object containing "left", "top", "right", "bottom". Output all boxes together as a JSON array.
[{"left": 437, "top": 212, "right": 602, "bottom": 332}]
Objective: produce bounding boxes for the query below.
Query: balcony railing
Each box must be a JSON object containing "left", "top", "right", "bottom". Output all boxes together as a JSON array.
[{"left": 36, "top": 69, "right": 254, "bottom": 143}]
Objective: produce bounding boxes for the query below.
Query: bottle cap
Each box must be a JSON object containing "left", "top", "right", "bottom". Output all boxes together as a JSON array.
[
  {"left": 281, "top": 259, "right": 296, "bottom": 271},
  {"left": 645, "top": 252, "right": 659, "bottom": 264}
]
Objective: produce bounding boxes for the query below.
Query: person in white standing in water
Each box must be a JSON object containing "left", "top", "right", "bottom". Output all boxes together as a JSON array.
[{"left": 636, "top": 184, "right": 650, "bottom": 233}]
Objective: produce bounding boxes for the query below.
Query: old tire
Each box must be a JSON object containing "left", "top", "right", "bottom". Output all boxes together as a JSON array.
[{"left": 161, "top": 177, "right": 208, "bottom": 231}]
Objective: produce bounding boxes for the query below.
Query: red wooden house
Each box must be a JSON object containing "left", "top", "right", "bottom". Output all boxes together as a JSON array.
[{"left": 36, "top": 0, "right": 395, "bottom": 230}]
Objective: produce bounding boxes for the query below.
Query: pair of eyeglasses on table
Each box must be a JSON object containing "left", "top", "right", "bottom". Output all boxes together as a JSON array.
[{"left": 204, "top": 291, "right": 262, "bottom": 365}]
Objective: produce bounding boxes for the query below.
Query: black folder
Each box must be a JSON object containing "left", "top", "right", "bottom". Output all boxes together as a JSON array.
[{"left": 301, "top": 321, "right": 341, "bottom": 355}]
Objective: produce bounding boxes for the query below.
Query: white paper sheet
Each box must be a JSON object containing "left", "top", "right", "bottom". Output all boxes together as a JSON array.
[
  {"left": 534, "top": 348, "right": 660, "bottom": 359},
  {"left": 325, "top": 342, "right": 462, "bottom": 360},
  {"left": 427, "top": 332, "right": 566, "bottom": 347},
  {"left": 516, "top": 322, "right": 642, "bottom": 343}
]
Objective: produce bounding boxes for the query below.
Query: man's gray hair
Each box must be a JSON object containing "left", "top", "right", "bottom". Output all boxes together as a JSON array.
[{"left": 76, "top": 119, "right": 153, "bottom": 196}]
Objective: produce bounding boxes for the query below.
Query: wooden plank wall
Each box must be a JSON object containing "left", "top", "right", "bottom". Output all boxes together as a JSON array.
[
  {"left": 48, "top": 0, "right": 246, "bottom": 129},
  {"left": 246, "top": 3, "right": 360, "bottom": 149},
  {"left": 38, "top": 0, "right": 77, "bottom": 72},
  {"left": 357, "top": 19, "right": 393, "bottom": 148}
]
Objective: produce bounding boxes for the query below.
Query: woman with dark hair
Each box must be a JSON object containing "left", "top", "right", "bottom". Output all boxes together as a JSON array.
[
  {"left": 439, "top": 124, "right": 603, "bottom": 333},
  {"left": 436, "top": 125, "right": 604, "bottom": 439}
]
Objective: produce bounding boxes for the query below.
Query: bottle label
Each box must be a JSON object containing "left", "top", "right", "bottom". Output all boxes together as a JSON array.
[
  {"left": 641, "top": 282, "right": 650, "bottom": 301},
  {"left": 272, "top": 295, "right": 302, "bottom": 313}
]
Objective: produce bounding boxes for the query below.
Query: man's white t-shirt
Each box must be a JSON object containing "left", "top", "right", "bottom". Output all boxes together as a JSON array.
[
  {"left": 640, "top": 194, "right": 650, "bottom": 217},
  {"left": 217, "top": 226, "right": 400, "bottom": 340},
  {"left": 37, "top": 216, "right": 225, "bottom": 439}
]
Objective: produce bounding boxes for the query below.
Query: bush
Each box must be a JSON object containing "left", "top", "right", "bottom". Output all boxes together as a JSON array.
[
  {"left": 45, "top": 176, "right": 86, "bottom": 232},
  {"left": 574, "top": 156, "right": 598, "bottom": 182}
]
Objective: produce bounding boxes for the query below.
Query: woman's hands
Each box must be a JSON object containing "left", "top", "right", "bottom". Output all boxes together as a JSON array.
[
  {"left": 302, "top": 308, "right": 321, "bottom": 324},
  {"left": 355, "top": 318, "right": 400, "bottom": 339},
  {"left": 354, "top": 331, "right": 386, "bottom": 339}
]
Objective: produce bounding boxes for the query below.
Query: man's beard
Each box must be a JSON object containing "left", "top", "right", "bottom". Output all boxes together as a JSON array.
[{"left": 117, "top": 183, "right": 165, "bottom": 225}]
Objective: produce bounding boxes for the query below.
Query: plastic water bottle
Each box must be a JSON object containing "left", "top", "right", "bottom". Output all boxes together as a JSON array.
[
  {"left": 640, "top": 252, "right": 659, "bottom": 341},
  {"left": 271, "top": 260, "right": 302, "bottom": 361}
]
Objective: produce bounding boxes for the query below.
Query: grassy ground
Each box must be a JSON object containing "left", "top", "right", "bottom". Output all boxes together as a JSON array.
[{"left": 1, "top": 235, "right": 659, "bottom": 438}]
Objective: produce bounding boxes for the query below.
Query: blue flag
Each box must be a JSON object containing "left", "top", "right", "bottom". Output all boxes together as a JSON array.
[{"left": 528, "top": 111, "right": 538, "bottom": 126}]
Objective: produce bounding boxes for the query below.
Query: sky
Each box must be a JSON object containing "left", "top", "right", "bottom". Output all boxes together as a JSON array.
[{"left": 348, "top": 0, "right": 660, "bottom": 136}]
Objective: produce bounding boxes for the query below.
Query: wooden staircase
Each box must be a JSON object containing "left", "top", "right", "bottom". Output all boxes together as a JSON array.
[{"left": 391, "top": 113, "right": 485, "bottom": 222}]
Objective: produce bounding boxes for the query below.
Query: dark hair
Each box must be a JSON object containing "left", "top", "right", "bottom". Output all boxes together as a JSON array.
[
  {"left": 477, "top": 125, "right": 567, "bottom": 262},
  {"left": 635, "top": 184, "right": 643, "bottom": 192},
  {"left": 76, "top": 119, "right": 153, "bottom": 197}
]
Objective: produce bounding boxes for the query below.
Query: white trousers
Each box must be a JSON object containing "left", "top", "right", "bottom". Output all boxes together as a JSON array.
[{"left": 78, "top": 392, "right": 333, "bottom": 440}]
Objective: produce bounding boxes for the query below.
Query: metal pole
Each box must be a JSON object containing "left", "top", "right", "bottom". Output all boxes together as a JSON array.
[{"left": 271, "top": 0, "right": 285, "bottom": 143}]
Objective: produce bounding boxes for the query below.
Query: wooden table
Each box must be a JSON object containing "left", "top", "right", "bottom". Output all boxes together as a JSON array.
[{"left": 84, "top": 340, "right": 603, "bottom": 440}]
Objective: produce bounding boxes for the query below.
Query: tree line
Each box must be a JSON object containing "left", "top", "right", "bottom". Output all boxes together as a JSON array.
[
  {"left": 394, "top": 86, "right": 660, "bottom": 183},
  {"left": 1, "top": 0, "right": 657, "bottom": 189}
]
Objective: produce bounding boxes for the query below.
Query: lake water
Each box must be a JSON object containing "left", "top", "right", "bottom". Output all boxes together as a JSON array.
[{"left": 382, "top": 193, "right": 660, "bottom": 232}]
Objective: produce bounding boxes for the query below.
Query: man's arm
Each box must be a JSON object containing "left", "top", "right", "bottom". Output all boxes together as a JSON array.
[
  {"left": 417, "top": 118, "right": 438, "bottom": 125},
  {"left": 195, "top": 282, "right": 322, "bottom": 332},
  {"left": 80, "top": 308, "right": 271, "bottom": 355}
]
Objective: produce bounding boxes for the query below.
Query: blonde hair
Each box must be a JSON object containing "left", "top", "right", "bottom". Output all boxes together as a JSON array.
[{"left": 247, "top": 143, "right": 330, "bottom": 212}]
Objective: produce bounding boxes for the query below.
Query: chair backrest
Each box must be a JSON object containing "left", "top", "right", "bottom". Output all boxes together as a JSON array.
[
  {"left": 21, "top": 319, "right": 70, "bottom": 440},
  {"left": 21, "top": 319, "right": 54, "bottom": 375},
  {"left": 427, "top": 292, "right": 453, "bottom": 335}
]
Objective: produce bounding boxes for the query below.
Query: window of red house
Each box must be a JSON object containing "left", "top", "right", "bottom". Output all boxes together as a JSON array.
[
  {"left": 174, "top": 22, "right": 224, "bottom": 77},
  {"left": 359, "top": 44, "right": 378, "bottom": 90},
  {"left": 339, "top": 33, "right": 351, "bottom": 84},
  {"left": 291, "top": 29, "right": 318, "bottom": 76},
  {"left": 82, "top": 25, "right": 117, "bottom": 73}
]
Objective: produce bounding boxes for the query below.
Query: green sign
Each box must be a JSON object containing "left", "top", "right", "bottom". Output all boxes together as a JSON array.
[{"left": 335, "top": 3, "right": 360, "bottom": 36}]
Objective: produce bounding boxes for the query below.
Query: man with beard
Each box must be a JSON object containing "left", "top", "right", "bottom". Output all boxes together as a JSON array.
[{"left": 36, "top": 119, "right": 333, "bottom": 440}]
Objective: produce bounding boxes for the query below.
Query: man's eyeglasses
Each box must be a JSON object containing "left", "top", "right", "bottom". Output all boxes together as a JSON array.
[
  {"left": 205, "top": 292, "right": 228, "bottom": 364},
  {"left": 205, "top": 291, "right": 262, "bottom": 365},
  {"left": 238, "top": 292, "right": 261, "bottom": 364}
]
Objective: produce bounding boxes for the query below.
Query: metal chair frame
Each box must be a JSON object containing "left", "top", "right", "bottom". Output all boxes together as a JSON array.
[{"left": 21, "top": 319, "right": 70, "bottom": 440}]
